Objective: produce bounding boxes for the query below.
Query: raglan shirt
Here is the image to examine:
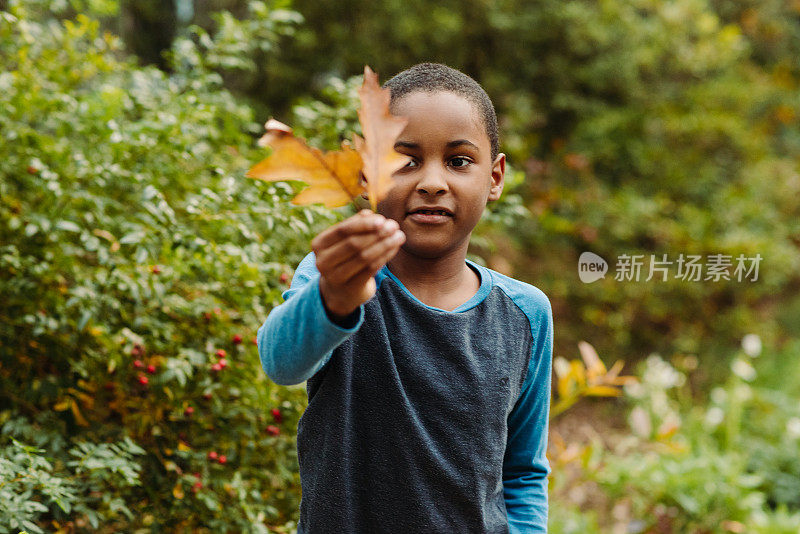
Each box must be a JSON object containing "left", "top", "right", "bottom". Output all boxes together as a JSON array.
[{"left": 257, "top": 251, "right": 554, "bottom": 533}]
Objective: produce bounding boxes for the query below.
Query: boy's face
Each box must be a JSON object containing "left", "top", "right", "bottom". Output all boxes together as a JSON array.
[{"left": 372, "top": 90, "right": 505, "bottom": 260}]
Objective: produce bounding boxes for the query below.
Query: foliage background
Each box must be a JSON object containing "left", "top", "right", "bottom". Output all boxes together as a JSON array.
[{"left": 0, "top": 0, "right": 798, "bottom": 532}]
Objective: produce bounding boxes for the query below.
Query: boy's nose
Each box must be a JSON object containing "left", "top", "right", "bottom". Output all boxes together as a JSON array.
[{"left": 415, "top": 165, "right": 449, "bottom": 195}]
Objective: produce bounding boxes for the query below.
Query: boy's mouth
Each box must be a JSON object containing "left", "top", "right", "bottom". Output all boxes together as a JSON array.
[
  {"left": 406, "top": 206, "right": 454, "bottom": 225},
  {"left": 406, "top": 206, "right": 454, "bottom": 217}
]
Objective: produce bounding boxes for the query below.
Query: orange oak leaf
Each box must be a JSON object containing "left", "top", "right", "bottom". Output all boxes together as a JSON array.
[
  {"left": 354, "top": 66, "right": 411, "bottom": 211},
  {"left": 246, "top": 66, "right": 410, "bottom": 210},
  {"left": 246, "top": 119, "right": 363, "bottom": 208}
]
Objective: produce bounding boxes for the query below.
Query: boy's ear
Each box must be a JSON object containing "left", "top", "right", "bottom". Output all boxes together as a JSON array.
[{"left": 487, "top": 153, "right": 506, "bottom": 202}]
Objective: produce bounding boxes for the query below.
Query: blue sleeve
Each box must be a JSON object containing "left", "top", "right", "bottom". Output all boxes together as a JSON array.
[
  {"left": 502, "top": 293, "right": 553, "bottom": 533},
  {"left": 256, "top": 251, "right": 365, "bottom": 386}
]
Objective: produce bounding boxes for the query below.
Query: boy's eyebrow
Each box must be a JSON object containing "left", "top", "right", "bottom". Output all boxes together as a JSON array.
[{"left": 394, "top": 139, "right": 480, "bottom": 151}]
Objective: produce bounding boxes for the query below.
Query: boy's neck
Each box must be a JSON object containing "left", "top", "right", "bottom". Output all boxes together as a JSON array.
[{"left": 385, "top": 244, "right": 481, "bottom": 311}]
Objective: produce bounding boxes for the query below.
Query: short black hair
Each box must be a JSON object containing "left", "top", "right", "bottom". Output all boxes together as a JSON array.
[{"left": 382, "top": 63, "right": 500, "bottom": 161}]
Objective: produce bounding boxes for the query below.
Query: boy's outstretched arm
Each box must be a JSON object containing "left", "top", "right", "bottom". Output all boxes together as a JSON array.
[
  {"left": 256, "top": 251, "right": 362, "bottom": 385},
  {"left": 502, "top": 294, "right": 554, "bottom": 533},
  {"left": 257, "top": 210, "right": 405, "bottom": 386}
]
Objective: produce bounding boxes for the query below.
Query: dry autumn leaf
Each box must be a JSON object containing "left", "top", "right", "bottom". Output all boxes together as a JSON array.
[
  {"left": 246, "top": 119, "right": 363, "bottom": 208},
  {"left": 246, "top": 66, "right": 410, "bottom": 210},
  {"left": 578, "top": 340, "right": 607, "bottom": 379},
  {"left": 354, "top": 65, "right": 410, "bottom": 211}
]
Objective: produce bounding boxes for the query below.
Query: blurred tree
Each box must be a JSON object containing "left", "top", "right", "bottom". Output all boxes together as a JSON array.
[
  {"left": 254, "top": 0, "right": 799, "bottom": 363},
  {"left": 121, "top": 0, "right": 177, "bottom": 68},
  {"left": 6, "top": 0, "right": 800, "bottom": 380}
]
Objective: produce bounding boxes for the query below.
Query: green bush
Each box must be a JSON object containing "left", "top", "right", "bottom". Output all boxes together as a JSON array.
[
  {"left": 0, "top": 4, "right": 340, "bottom": 531},
  {"left": 585, "top": 342, "right": 800, "bottom": 533},
  {"left": 0, "top": 436, "right": 144, "bottom": 533}
]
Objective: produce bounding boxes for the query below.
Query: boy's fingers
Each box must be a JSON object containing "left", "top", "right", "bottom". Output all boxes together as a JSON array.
[
  {"left": 311, "top": 211, "right": 386, "bottom": 252},
  {"left": 316, "top": 232, "right": 381, "bottom": 276},
  {"left": 315, "top": 219, "right": 400, "bottom": 273},
  {"left": 346, "top": 233, "right": 404, "bottom": 284},
  {"left": 326, "top": 230, "right": 405, "bottom": 283},
  {"left": 346, "top": 248, "right": 399, "bottom": 289}
]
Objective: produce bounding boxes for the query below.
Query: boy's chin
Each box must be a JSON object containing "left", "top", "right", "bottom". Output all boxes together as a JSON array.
[{"left": 400, "top": 238, "right": 459, "bottom": 261}]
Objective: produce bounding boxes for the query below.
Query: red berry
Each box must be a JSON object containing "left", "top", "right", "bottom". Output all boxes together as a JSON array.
[
  {"left": 192, "top": 481, "right": 202, "bottom": 492},
  {"left": 211, "top": 363, "right": 223, "bottom": 372},
  {"left": 184, "top": 406, "right": 194, "bottom": 416},
  {"left": 137, "top": 374, "right": 149, "bottom": 385},
  {"left": 133, "top": 359, "right": 144, "bottom": 368},
  {"left": 232, "top": 334, "right": 243, "bottom": 345},
  {"left": 271, "top": 408, "right": 282, "bottom": 423},
  {"left": 131, "top": 344, "right": 144, "bottom": 357},
  {"left": 151, "top": 265, "right": 161, "bottom": 274},
  {"left": 251, "top": 337, "right": 258, "bottom": 346},
  {"left": 207, "top": 451, "right": 218, "bottom": 461},
  {"left": 266, "top": 425, "right": 280, "bottom": 436},
  {"left": 218, "top": 358, "right": 228, "bottom": 369},
  {"left": 193, "top": 472, "right": 202, "bottom": 479},
  {"left": 218, "top": 455, "right": 227, "bottom": 464},
  {"left": 146, "top": 364, "right": 156, "bottom": 374},
  {"left": 203, "top": 392, "right": 213, "bottom": 400},
  {"left": 215, "top": 349, "right": 226, "bottom": 358},
  {"left": 280, "top": 273, "right": 289, "bottom": 284},
  {"left": 27, "top": 165, "right": 38, "bottom": 175}
]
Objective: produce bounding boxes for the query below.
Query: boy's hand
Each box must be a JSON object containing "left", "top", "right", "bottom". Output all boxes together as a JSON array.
[{"left": 312, "top": 209, "right": 405, "bottom": 322}]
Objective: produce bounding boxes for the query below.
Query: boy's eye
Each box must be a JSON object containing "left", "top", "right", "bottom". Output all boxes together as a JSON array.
[
  {"left": 449, "top": 157, "right": 472, "bottom": 168},
  {"left": 404, "top": 159, "right": 419, "bottom": 169}
]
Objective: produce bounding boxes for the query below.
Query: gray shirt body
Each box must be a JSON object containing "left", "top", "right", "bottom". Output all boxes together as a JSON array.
[{"left": 258, "top": 252, "right": 553, "bottom": 533}]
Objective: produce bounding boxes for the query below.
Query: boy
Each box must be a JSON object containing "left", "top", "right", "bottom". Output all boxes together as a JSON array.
[{"left": 257, "top": 63, "right": 553, "bottom": 533}]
